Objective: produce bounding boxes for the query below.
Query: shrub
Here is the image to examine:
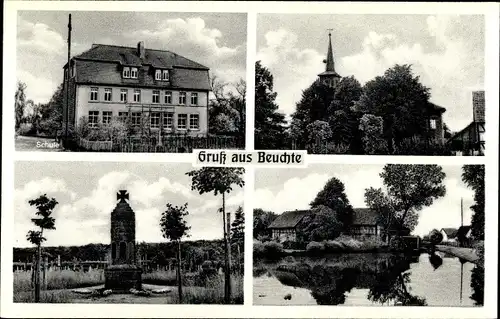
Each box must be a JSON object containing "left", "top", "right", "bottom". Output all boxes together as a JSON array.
[
  {"left": 323, "top": 240, "right": 345, "bottom": 253},
  {"left": 306, "top": 241, "right": 325, "bottom": 255},
  {"left": 254, "top": 241, "right": 284, "bottom": 259},
  {"left": 335, "top": 235, "right": 363, "bottom": 251},
  {"left": 17, "top": 123, "right": 36, "bottom": 136},
  {"left": 394, "top": 136, "right": 452, "bottom": 155}
]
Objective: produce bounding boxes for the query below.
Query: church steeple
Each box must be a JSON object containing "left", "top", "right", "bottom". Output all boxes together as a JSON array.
[
  {"left": 325, "top": 31, "right": 335, "bottom": 72},
  {"left": 318, "top": 30, "right": 341, "bottom": 88}
]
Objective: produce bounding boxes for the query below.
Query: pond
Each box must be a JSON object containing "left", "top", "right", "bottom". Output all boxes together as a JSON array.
[{"left": 253, "top": 252, "right": 484, "bottom": 306}]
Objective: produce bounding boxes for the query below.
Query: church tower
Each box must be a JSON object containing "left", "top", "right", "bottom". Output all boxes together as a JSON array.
[{"left": 318, "top": 31, "right": 341, "bottom": 88}]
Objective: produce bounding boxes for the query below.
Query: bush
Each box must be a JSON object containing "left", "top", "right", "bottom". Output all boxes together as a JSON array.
[
  {"left": 282, "top": 240, "right": 304, "bottom": 250},
  {"left": 394, "top": 136, "right": 452, "bottom": 155},
  {"left": 306, "top": 241, "right": 325, "bottom": 255},
  {"left": 323, "top": 240, "right": 345, "bottom": 252},
  {"left": 17, "top": 123, "right": 37, "bottom": 136},
  {"left": 253, "top": 241, "right": 284, "bottom": 259},
  {"left": 359, "top": 114, "right": 388, "bottom": 155}
]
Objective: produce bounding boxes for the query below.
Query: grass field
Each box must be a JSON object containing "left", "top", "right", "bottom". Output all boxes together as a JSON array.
[{"left": 13, "top": 269, "right": 243, "bottom": 304}]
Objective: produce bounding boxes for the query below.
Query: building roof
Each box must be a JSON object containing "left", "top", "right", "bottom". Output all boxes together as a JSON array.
[
  {"left": 352, "top": 208, "right": 378, "bottom": 226},
  {"left": 428, "top": 102, "right": 446, "bottom": 114},
  {"left": 441, "top": 227, "right": 458, "bottom": 238},
  {"left": 74, "top": 44, "right": 209, "bottom": 70},
  {"left": 318, "top": 33, "right": 341, "bottom": 78},
  {"left": 268, "top": 210, "right": 312, "bottom": 229},
  {"left": 69, "top": 43, "right": 211, "bottom": 91}
]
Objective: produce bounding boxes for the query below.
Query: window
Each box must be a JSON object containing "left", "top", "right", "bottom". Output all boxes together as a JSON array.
[
  {"left": 118, "top": 112, "right": 128, "bottom": 123},
  {"left": 179, "top": 92, "right": 186, "bottom": 105},
  {"left": 152, "top": 90, "right": 160, "bottom": 104},
  {"left": 90, "top": 87, "right": 98, "bottom": 101},
  {"left": 111, "top": 243, "right": 116, "bottom": 260},
  {"left": 155, "top": 70, "right": 161, "bottom": 80},
  {"left": 131, "top": 67, "right": 138, "bottom": 79},
  {"left": 119, "top": 242, "right": 126, "bottom": 261},
  {"left": 71, "top": 64, "right": 76, "bottom": 78},
  {"left": 88, "top": 111, "right": 99, "bottom": 128},
  {"left": 162, "top": 70, "right": 169, "bottom": 81},
  {"left": 164, "top": 91, "right": 172, "bottom": 104},
  {"left": 189, "top": 114, "right": 199, "bottom": 130},
  {"left": 190, "top": 92, "right": 198, "bottom": 105},
  {"left": 150, "top": 112, "right": 160, "bottom": 128},
  {"left": 102, "top": 111, "right": 112, "bottom": 124},
  {"left": 104, "top": 88, "right": 112, "bottom": 102},
  {"left": 430, "top": 119, "right": 437, "bottom": 130},
  {"left": 163, "top": 113, "right": 173, "bottom": 129},
  {"left": 120, "top": 89, "right": 128, "bottom": 102},
  {"left": 177, "top": 114, "right": 187, "bottom": 129},
  {"left": 133, "top": 89, "right": 141, "bottom": 102},
  {"left": 123, "top": 67, "right": 130, "bottom": 78},
  {"left": 131, "top": 112, "right": 141, "bottom": 127}
]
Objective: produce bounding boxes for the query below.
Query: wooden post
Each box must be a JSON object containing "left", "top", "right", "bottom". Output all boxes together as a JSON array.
[
  {"left": 226, "top": 212, "right": 232, "bottom": 303},
  {"left": 177, "top": 240, "right": 183, "bottom": 303},
  {"left": 43, "top": 256, "right": 48, "bottom": 290},
  {"left": 35, "top": 245, "right": 41, "bottom": 302}
]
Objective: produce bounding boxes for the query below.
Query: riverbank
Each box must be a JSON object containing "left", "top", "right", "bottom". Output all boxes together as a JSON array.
[{"left": 435, "top": 245, "right": 479, "bottom": 264}]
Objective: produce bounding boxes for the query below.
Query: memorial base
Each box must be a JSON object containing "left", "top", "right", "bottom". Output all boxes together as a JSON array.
[{"left": 105, "top": 264, "right": 142, "bottom": 292}]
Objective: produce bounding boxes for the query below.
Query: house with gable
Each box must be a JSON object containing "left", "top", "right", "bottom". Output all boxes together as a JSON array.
[
  {"left": 62, "top": 41, "right": 211, "bottom": 137},
  {"left": 440, "top": 228, "right": 459, "bottom": 242}
]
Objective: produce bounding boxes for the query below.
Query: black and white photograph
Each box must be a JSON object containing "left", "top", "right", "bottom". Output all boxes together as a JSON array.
[
  {"left": 254, "top": 14, "right": 485, "bottom": 155},
  {"left": 15, "top": 11, "right": 247, "bottom": 152},
  {"left": 13, "top": 162, "right": 245, "bottom": 304},
  {"left": 253, "top": 164, "right": 485, "bottom": 306}
]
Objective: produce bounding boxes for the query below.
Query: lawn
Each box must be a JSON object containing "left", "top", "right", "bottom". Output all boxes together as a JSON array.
[{"left": 15, "top": 135, "right": 62, "bottom": 152}]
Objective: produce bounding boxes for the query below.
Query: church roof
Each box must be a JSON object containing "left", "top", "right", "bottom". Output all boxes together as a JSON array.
[
  {"left": 111, "top": 200, "right": 135, "bottom": 219},
  {"left": 352, "top": 208, "right": 378, "bottom": 226},
  {"left": 318, "top": 32, "right": 341, "bottom": 78}
]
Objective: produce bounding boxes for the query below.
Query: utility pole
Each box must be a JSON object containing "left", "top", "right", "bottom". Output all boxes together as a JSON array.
[
  {"left": 65, "top": 14, "right": 72, "bottom": 146},
  {"left": 461, "top": 197, "right": 463, "bottom": 227}
]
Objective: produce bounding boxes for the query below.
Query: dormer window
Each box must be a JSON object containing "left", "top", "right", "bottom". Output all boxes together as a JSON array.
[
  {"left": 131, "top": 67, "right": 138, "bottom": 79},
  {"left": 123, "top": 67, "right": 131, "bottom": 78},
  {"left": 430, "top": 118, "right": 437, "bottom": 130},
  {"left": 155, "top": 70, "right": 161, "bottom": 81},
  {"left": 162, "top": 70, "right": 169, "bottom": 81}
]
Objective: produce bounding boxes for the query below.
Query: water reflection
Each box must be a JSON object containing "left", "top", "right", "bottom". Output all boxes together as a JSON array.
[{"left": 254, "top": 252, "right": 484, "bottom": 306}]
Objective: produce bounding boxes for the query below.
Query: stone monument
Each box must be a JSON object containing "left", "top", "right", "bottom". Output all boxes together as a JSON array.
[{"left": 104, "top": 190, "right": 142, "bottom": 291}]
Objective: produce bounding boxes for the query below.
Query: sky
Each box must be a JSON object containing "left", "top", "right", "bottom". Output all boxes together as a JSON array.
[
  {"left": 14, "top": 162, "right": 244, "bottom": 248},
  {"left": 254, "top": 164, "right": 476, "bottom": 237},
  {"left": 257, "top": 14, "right": 485, "bottom": 132},
  {"left": 16, "top": 11, "right": 247, "bottom": 104}
]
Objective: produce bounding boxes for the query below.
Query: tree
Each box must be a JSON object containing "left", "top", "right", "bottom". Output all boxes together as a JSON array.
[
  {"left": 208, "top": 76, "right": 246, "bottom": 140},
  {"left": 26, "top": 194, "right": 58, "bottom": 302},
  {"left": 355, "top": 64, "right": 432, "bottom": 152},
  {"left": 253, "top": 208, "right": 278, "bottom": 239},
  {"left": 160, "top": 203, "right": 191, "bottom": 303},
  {"left": 15, "top": 81, "right": 27, "bottom": 130},
  {"left": 461, "top": 165, "right": 485, "bottom": 240},
  {"left": 366, "top": 165, "right": 446, "bottom": 235},
  {"left": 231, "top": 206, "right": 244, "bottom": 251},
  {"left": 186, "top": 167, "right": 245, "bottom": 303},
  {"left": 359, "top": 114, "right": 389, "bottom": 155},
  {"left": 255, "top": 61, "right": 287, "bottom": 149},
  {"left": 297, "top": 206, "right": 343, "bottom": 242},
  {"left": 310, "top": 177, "right": 354, "bottom": 230}
]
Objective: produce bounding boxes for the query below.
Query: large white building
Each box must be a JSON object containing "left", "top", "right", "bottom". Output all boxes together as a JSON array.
[{"left": 62, "top": 41, "right": 210, "bottom": 137}]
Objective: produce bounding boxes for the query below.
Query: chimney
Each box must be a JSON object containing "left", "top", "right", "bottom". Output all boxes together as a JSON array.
[{"left": 137, "top": 41, "right": 145, "bottom": 59}]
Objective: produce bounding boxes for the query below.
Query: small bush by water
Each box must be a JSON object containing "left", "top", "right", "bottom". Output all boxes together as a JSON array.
[{"left": 254, "top": 241, "right": 284, "bottom": 259}]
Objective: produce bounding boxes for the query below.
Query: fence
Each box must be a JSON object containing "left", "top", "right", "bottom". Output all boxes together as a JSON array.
[{"left": 77, "top": 135, "right": 244, "bottom": 153}]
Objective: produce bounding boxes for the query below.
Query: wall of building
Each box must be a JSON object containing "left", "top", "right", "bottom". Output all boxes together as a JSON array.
[{"left": 75, "top": 85, "right": 208, "bottom": 135}]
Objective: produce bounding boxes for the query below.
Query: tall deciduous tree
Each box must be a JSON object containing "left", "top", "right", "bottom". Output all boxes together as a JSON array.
[
  {"left": 310, "top": 177, "right": 354, "bottom": 230},
  {"left": 186, "top": 167, "right": 244, "bottom": 303},
  {"left": 366, "top": 165, "right": 446, "bottom": 235},
  {"left": 355, "top": 64, "right": 432, "bottom": 152},
  {"left": 255, "top": 61, "right": 287, "bottom": 149},
  {"left": 15, "top": 81, "right": 27, "bottom": 130},
  {"left": 461, "top": 165, "right": 485, "bottom": 240},
  {"left": 160, "top": 203, "right": 191, "bottom": 303},
  {"left": 26, "top": 194, "right": 58, "bottom": 303}
]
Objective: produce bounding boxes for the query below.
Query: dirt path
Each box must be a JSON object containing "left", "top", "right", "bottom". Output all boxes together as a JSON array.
[{"left": 435, "top": 245, "right": 478, "bottom": 263}]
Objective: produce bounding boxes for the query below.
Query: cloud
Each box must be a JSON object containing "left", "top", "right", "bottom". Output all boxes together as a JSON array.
[
  {"left": 257, "top": 28, "right": 324, "bottom": 117},
  {"left": 126, "top": 18, "right": 245, "bottom": 84},
  {"left": 259, "top": 15, "right": 484, "bottom": 131},
  {"left": 14, "top": 171, "right": 243, "bottom": 247},
  {"left": 16, "top": 69, "right": 58, "bottom": 104},
  {"left": 17, "top": 18, "right": 65, "bottom": 55}
]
